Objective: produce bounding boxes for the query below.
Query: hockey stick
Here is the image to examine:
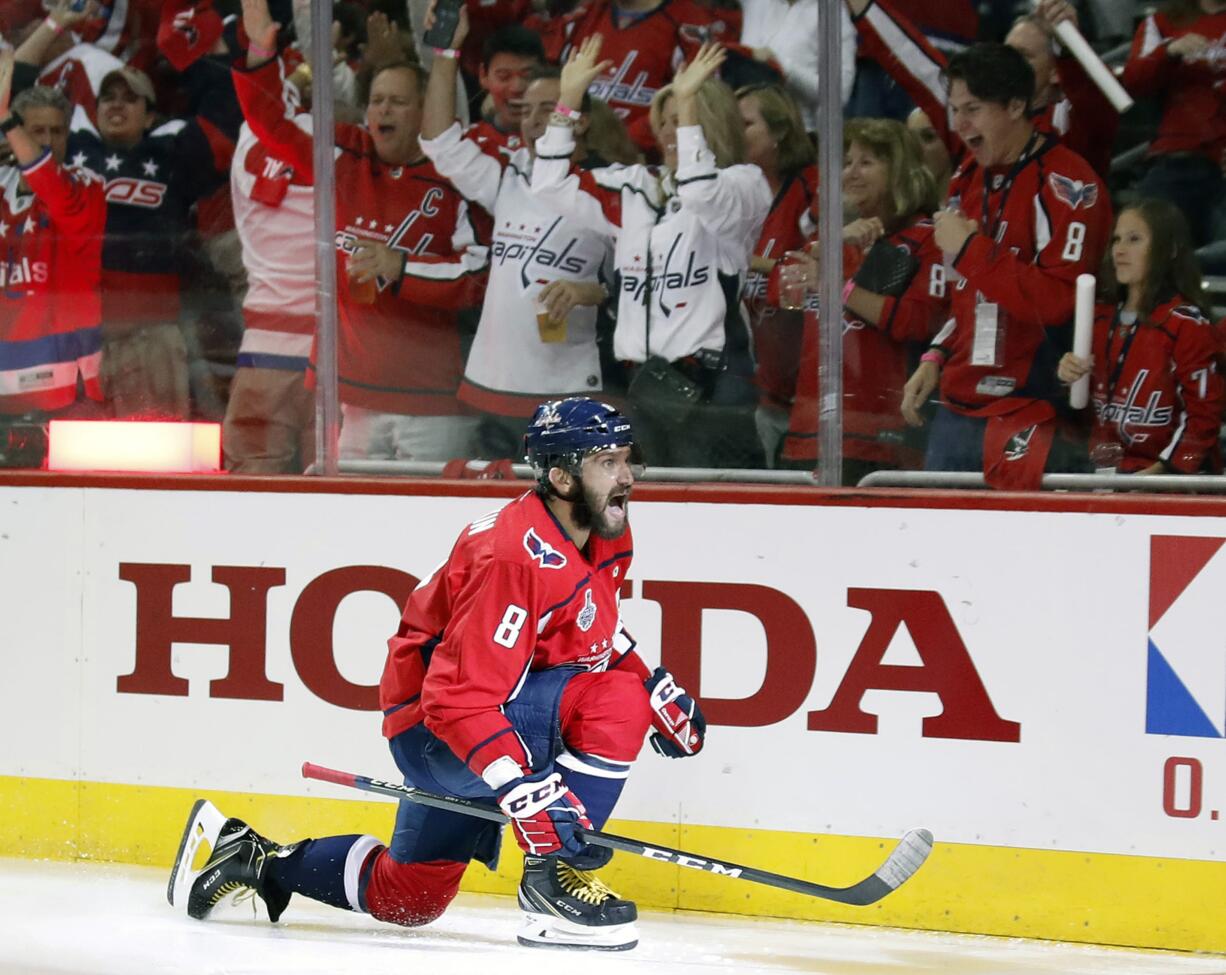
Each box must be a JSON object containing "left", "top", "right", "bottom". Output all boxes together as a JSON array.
[{"left": 302, "top": 762, "right": 933, "bottom": 906}]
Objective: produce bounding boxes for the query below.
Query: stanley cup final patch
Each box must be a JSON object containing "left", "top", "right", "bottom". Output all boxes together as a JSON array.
[{"left": 577, "top": 589, "right": 598, "bottom": 631}]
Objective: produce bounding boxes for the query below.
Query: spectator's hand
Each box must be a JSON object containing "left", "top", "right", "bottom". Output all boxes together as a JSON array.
[
  {"left": 46, "top": 0, "right": 99, "bottom": 33},
  {"left": 933, "top": 207, "right": 978, "bottom": 255},
  {"left": 538, "top": 280, "right": 605, "bottom": 321},
  {"left": 560, "top": 35, "right": 612, "bottom": 111},
  {"left": 750, "top": 254, "right": 777, "bottom": 274},
  {"left": 1057, "top": 351, "right": 1092, "bottom": 384},
  {"left": 422, "top": 1, "right": 468, "bottom": 52},
  {"left": 365, "top": 11, "right": 408, "bottom": 68},
  {"left": 1035, "top": 0, "right": 1077, "bottom": 32},
  {"left": 348, "top": 241, "right": 403, "bottom": 283},
  {"left": 901, "top": 359, "right": 940, "bottom": 427},
  {"left": 672, "top": 42, "right": 726, "bottom": 101},
  {"left": 1168, "top": 33, "right": 1210, "bottom": 60},
  {"left": 843, "top": 216, "right": 884, "bottom": 250},
  {"left": 241, "top": 0, "right": 279, "bottom": 53}
]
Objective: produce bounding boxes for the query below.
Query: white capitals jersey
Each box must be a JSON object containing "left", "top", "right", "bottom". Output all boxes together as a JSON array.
[
  {"left": 420, "top": 123, "right": 615, "bottom": 417},
  {"left": 531, "top": 124, "right": 770, "bottom": 364}
]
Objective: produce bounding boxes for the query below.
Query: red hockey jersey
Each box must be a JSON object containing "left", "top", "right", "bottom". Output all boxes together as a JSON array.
[
  {"left": 782, "top": 217, "right": 947, "bottom": 466},
  {"left": 0, "top": 153, "right": 106, "bottom": 414},
  {"left": 1085, "top": 298, "right": 1225, "bottom": 474},
  {"left": 558, "top": 0, "right": 740, "bottom": 137},
  {"left": 233, "top": 57, "right": 490, "bottom": 415},
  {"left": 1122, "top": 11, "right": 1226, "bottom": 163},
  {"left": 938, "top": 136, "right": 1111, "bottom": 416},
  {"left": 380, "top": 492, "right": 643, "bottom": 784}
]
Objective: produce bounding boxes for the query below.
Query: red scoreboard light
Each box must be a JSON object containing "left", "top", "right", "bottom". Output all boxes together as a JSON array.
[{"left": 47, "top": 420, "right": 222, "bottom": 474}]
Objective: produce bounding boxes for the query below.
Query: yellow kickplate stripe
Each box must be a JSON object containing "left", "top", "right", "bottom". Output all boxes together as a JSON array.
[{"left": 3, "top": 775, "right": 1224, "bottom": 953}]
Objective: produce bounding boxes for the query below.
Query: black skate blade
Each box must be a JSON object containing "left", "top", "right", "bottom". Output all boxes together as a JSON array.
[
  {"left": 516, "top": 936, "right": 639, "bottom": 952},
  {"left": 167, "top": 799, "right": 227, "bottom": 908}
]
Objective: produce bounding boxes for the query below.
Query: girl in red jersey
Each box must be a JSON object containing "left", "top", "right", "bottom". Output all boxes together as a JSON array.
[
  {"left": 1058, "top": 199, "right": 1226, "bottom": 474},
  {"left": 781, "top": 118, "right": 947, "bottom": 484},
  {"left": 736, "top": 83, "right": 815, "bottom": 465}
]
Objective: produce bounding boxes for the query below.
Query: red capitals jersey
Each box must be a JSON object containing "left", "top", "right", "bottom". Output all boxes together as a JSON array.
[
  {"left": 783, "top": 218, "right": 947, "bottom": 466},
  {"left": 380, "top": 492, "right": 642, "bottom": 782},
  {"left": 234, "top": 57, "right": 489, "bottom": 415},
  {"left": 1122, "top": 11, "right": 1226, "bottom": 163},
  {"left": 938, "top": 136, "right": 1111, "bottom": 416},
  {"left": 744, "top": 167, "right": 815, "bottom": 409},
  {"left": 560, "top": 0, "right": 739, "bottom": 137},
  {"left": 1087, "top": 298, "right": 1225, "bottom": 474},
  {"left": 0, "top": 154, "right": 106, "bottom": 414}
]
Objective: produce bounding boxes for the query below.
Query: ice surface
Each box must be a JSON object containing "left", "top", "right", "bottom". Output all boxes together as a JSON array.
[{"left": 2, "top": 858, "right": 1223, "bottom": 975}]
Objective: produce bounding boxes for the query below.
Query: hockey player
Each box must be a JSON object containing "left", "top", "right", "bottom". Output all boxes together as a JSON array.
[
  {"left": 1057, "top": 200, "right": 1226, "bottom": 475},
  {"left": 899, "top": 43, "right": 1112, "bottom": 490},
  {"left": 0, "top": 56, "right": 107, "bottom": 418},
  {"left": 420, "top": 2, "right": 616, "bottom": 452},
  {"left": 173, "top": 397, "right": 707, "bottom": 951}
]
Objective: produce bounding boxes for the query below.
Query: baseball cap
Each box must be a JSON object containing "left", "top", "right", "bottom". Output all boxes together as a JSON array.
[{"left": 99, "top": 67, "right": 157, "bottom": 107}]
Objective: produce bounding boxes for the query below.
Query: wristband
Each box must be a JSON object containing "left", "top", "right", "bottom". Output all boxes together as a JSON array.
[
  {"left": 919, "top": 349, "right": 946, "bottom": 367},
  {"left": 432, "top": 47, "right": 461, "bottom": 60},
  {"left": 840, "top": 278, "right": 856, "bottom": 304},
  {"left": 43, "top": 15, "right": 65, "bottom": 36},
  {"left": 247, "top": 42, "right": 276, "bottom": 61},
  {"left": 0, "top": 112, "right": 24, "bottom": 136},
  {"left": 553, "top": 102, "right": 582, "bottom": 122}
]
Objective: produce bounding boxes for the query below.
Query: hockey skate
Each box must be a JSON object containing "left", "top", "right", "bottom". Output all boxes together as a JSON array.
[
  {"left": 169, "top": 801, "right": 294, "bottom": 922},
  {"left": 516, "top": 856, "right": 639, "bottom": 950}
]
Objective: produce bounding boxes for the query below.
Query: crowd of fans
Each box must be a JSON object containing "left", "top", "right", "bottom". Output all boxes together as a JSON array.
[{"left": 0, "top": 0, "right": 1223, "bottom": 488}]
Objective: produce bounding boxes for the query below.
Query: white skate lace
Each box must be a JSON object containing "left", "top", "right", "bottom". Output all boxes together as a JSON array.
[{"left": 556, "top": 863, "right": 619, "bottom": 905}]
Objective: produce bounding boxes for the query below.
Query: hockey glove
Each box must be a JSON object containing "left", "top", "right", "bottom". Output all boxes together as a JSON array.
[
  {"left": 497, "top": 769, "right": 593, "bottom": 859},
  {"left": 645, "top": 667, "right": 706, "bottom": 758}
]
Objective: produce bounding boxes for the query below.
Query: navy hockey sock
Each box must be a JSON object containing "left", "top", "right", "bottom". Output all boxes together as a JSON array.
[
  {"left": 558, "top": 768, "right": 626, "bottom": 830},
  {"left": 267, "top": 835, "right": 378, "bottom": 912}
]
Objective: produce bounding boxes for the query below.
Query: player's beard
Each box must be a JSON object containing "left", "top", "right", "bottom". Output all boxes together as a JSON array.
[{"left": 565, "top": 479, "right": 629, "bottom": 540}]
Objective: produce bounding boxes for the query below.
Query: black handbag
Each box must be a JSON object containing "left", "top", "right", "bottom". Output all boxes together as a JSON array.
[
  {"left": 627, "top": 355, "right": 703, "bottom": 427},
  {"left": 854, "top": 238, "right": 921, "bottom": 297}
]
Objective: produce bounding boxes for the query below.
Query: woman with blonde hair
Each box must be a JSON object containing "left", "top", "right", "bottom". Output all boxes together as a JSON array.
[
  {"left": 1058, "top": 199, "right": 1225, "bottom": 474},
  {"left": 736, "top": 82, "right": 816, "bottom": 465},
  {"left": 782, "top": 117, "right": 948, "bottom": 483},
  {"left": 530, "top": 36, "right": 771, "bottom": 469}
]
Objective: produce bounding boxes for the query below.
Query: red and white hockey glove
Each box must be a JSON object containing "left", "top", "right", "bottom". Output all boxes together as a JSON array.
[
  {"left": 645, "top": 667, "right": 706, "bottom": 758},
  {"left": 497, "top": 769, "right": 593, "bottom": 858}
]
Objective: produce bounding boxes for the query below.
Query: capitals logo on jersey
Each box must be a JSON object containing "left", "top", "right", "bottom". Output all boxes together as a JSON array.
[
  {"left": 1048, "top": 174, "right": 1099, "bottom": 211},
  {"left": 1146, "top": 535, "right": 1226, "bottom": 737},
  {"left": 524, "top": 527, "right": 567, "bottom": 569}
]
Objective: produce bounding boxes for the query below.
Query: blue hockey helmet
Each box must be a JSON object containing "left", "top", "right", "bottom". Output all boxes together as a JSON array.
[{"left": 523, "top": 398, "right": 641, "bottom": 485}]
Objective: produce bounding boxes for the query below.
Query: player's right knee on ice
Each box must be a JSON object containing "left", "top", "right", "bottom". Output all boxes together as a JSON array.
[{"left": 363, "top": 856, "right": 468, "bottom": 927}]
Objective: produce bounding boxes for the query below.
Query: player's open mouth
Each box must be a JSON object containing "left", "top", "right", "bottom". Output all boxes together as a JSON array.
[
  {"left": 607, "top": 492, "right": 628, "bottom": 514},
  {"left": 966, "top": 136, "right": 984, "bottom": 152},
  {"left": 376, "top": 124, "right": 396, "bottom": 136}
]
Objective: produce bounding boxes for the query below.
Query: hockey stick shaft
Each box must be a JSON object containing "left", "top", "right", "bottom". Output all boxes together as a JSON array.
[{"left": 302, "top": 762, "right": 932, "bottom": 906}]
